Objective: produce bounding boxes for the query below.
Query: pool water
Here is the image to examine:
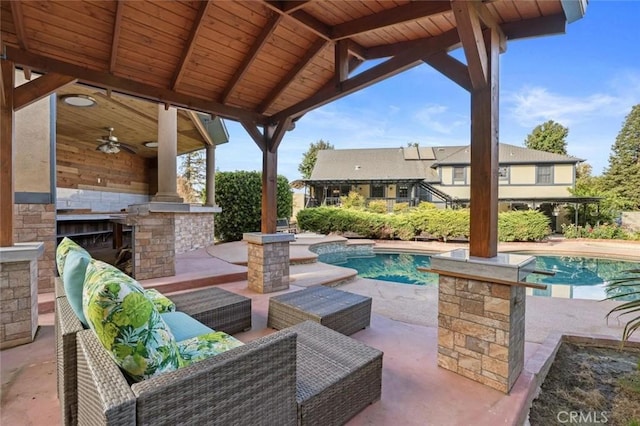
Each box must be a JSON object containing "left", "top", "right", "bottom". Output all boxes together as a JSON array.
[{"left": 318, "top": 252, "right": 640, "bottom": 301}]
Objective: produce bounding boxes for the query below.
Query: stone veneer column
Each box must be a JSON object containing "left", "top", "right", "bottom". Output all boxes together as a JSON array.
[
  {"left": 431, "top": 249, "right": 535, "bottom": 393},
  {"left": 243, "top": 232, "right": 295, "bottom": 293},
  {"left": 0, "top": 243, "right": 44, "bottom": 349}
]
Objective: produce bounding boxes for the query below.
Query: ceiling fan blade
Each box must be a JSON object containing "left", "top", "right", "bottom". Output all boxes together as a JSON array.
[{"left": 119, "top": 143, "right": 137, "bottom": 154}]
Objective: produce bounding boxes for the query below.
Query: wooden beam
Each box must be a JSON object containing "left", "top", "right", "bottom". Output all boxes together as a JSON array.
[
  {"left": 268, "top": 117, "right": 292, "bottom": 153},
  {"left": 335, "top": 39, "right": 350, "bottom": 85},
  {"left": 469, "top": 28, "right": 499, "bottom": 258},
  {"left": 0, "top": 60, "right": 15, "bottom": 247},
  {"left": 10, "top": 1, "right": 29, "bottom": 50},
  {"left": 366, "top": 35, "right": 461, "bottom": 59},
  {"left": 452, "top": 0, "right": 488, "bottom": 90},
  {"left": 14, "top": 73, "right": 77, "bottom": 111},
  {"left": 470, "top": 2, "right": 507, "bottom": 52},
  {"left": 4, "top": 47, "right": 267, "bottom": 124},
  {"left": 287, "top": 10, "right": 332, "bottom": 41},
  {"left": 346, "top": 40, "right": 367, "bottom": 61},
  {"left": 109, "top": 0, "right": 124, "bottom": 72},
  {"left": 423, "top": 52, "right": 472, "bottom": 92},
  {"left": 278, "top": 1, "right": 310, "bottom": 13},
  {"left": 502, "top": 14, "right": 567, "bottom": 40},
  {"left": 271, "top": 29, "right": 460, "bottom": 122},
  {"left": 258, "top": 38, "right": 327, "bottom": 113},
  {"left": 262, "top": 125, "right": 278, "bottom": 234},
  {"left": 332, "top": 1, "right": 450, "bottom": 40},
  {"left": 220, "top": 13, "right": 282, "bottom": 104},
  {"left": 172, "top": 1, "right": 212, "bottom": 90},
  {"left": 240, "top": 119, "right": 266, "bottom": 151}
]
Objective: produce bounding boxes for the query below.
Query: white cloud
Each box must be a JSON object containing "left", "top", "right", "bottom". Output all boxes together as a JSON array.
[{"left": 413, "top": 104, "right": 467, "bottom": 134}]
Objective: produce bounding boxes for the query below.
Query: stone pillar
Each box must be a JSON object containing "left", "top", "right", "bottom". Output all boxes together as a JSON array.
[
  {"left": 243, "top": 232, "right": 295, "bottom": 293},
  {"left": 205, "top": 144, "right": 216, "bottom": 207},
  {"left": 431, "top": 249, "right": 535, "bottom": 393},
  {"left": 14, "top": 204, "right": 56, "bottom": 293},
  {"left": 152, "top": 106, "right": 183, "bottom": 203},
  {"left": 0, "top": 242, "right": 44, "bottom": 349}
]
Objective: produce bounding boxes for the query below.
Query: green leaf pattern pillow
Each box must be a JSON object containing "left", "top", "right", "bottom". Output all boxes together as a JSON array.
[
  {"left": 178, "top": 331, "right": 244, "bottom": 365},
  {"left": 83, "top": 260, "right": 182, "bottom": 381},
  {"left": 144, "top": 288, "right": 176, "bottom": 314},
  {"left": 56, "top": 237, "right": 90, "bottom": 278}
]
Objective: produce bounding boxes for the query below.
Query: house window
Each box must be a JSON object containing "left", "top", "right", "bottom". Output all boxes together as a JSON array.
[
  {"left": 453, "top": 167, "right": 465, "bottom": 183},
  {"left": 536, "top": 166, "right": 553, "bottom": 184},
  {"left": 371, "top": 184, "right": 385, "bottom": 198},
  {"left": 498, "top": 166, "right": 509, "bottom": 181},
  {"left": 398, "top": 185, "right": 409, "bottom": 198}
]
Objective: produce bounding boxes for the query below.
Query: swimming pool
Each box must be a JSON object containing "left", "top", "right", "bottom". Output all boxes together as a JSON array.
[{"left": 317, "top": 252, "right": 640, "bottom": 301}]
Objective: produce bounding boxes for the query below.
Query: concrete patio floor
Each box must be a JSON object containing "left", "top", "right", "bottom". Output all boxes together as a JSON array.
[{"left": 2, "top": 236, "right": 639, "bottom": 425}]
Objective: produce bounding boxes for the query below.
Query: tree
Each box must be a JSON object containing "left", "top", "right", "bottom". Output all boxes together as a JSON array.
[
  {"left": 178, "top": 149, "right": 206, "bottom": 203},
  {"left": 601, "top": 104, "right": 640, "bottom": 210},
  {"left": 298, "top": 139, "right": 334, "bottom": 179},
  {"left": 524, "top": 120, "right": 569, "bottom": 154}
]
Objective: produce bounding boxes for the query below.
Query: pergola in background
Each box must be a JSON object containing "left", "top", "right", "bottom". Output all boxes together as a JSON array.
[{"left": 0, "top": 0, "right": 586, "bottom": 258}]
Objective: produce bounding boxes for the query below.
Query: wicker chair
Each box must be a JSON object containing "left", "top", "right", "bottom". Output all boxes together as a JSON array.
[{"left": 55, "top": 280, "right": 252, "bottom": 426}]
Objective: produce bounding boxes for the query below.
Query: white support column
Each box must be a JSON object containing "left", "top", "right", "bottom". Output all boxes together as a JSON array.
[
  {"left": 153, "top": 105, "right": 183, "bottom": 203},
  {"left": 205, "top": 144, "right": 216, "bottom": 206}
]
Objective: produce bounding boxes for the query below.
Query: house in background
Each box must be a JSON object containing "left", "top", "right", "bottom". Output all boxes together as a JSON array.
[{"left": 303, "top": 144, "right": 595, "bottom": 228}]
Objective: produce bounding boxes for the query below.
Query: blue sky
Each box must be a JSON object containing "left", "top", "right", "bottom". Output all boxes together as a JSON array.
[{"left": 215, "top": 1, "right": 640, "bottom": 182}]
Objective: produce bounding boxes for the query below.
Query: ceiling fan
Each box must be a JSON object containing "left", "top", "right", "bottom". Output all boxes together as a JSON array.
[{"left": 96, "top": 127, "right": 137, "bottom": 154}]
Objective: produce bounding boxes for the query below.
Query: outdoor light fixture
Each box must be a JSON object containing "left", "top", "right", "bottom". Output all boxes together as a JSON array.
[
  {"left": 143, "top": 141, "right": 159, "bottom": 148},
  {"left": 59, "top": 94, "right": 97, "bottom": 107}
]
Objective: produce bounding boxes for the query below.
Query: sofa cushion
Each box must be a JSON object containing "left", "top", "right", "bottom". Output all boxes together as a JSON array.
[
  {"left": 83, "top": 259, "right": 182, "bottom": 382},
  {"left": 62, "top": 249, "right": 92, "bottom": 327},
  {"left": 145, "top": 289, "right": 176, "bottom": 314},
  {"left": 178, "top": 331, "right": 245, "bottom": 366},
  {"left": 56, "top": 237, "right": 90, "bottom": 278},
  {"left": 161, "top": 311, "right": 214, "bottom": 341}
]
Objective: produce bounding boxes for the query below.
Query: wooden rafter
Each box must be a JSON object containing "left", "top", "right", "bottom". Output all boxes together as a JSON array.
[
  {"left": 271, "top": 29, "right": 460, "bottom": 121},
  {"left": 257, "top": 38, "right": 327, "bottom": 114},
  {"left": 452, "top": 0, "right": 488, "bottom": 90},
  {"left": 10, "top": 1, "right": 28, "bottom": 51},
  {"left": 4, "top": 47, "right": 267, "bottom": 124},
  {"left": 471, "top": 1, "right": 507, "bottom": 52},
  {"left": 332, "top": 1, "right": 450, "bottom": 40},
  {"left": 109, "top": 0, "right": 124, "bottom": 73},
  {"left": 502, "top": 14, "right": 567, "bottom": 40},
  {"left": 279, "top": 1, "right": 310, "bottom": 13},
  {"left": 14, "top": 72, "right": 77, "bottom": 111},
  {"left": 220, "top": 12, "right": 283, "bottom": 104},
  {"left": 263, "top": 1, "right": 332, "bottom": 41},
  {"left": 335, "top": 40, "right": 350, "bottom": 84},
  {"left": 171, "top": 1, "right": 213, "bottom": 90},
  {"left": 423, "top": 52, "right": 472, "bottom": 92}
]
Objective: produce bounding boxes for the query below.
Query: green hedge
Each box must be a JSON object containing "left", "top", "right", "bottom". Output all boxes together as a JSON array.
[
  {"left": 561, "top": 223, "right": 639, "bottom": 240},
  {"left": 297, "top": 206, "right": 551, "bottom": 242},
  {"left": 215, "top": 171, "right": 293, "bottom": 241}
]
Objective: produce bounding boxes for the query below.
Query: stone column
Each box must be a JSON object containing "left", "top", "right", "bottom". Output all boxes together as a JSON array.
[
  {"left": 0, "top": 242, "right": 44, "bottom": 349},
  {"left": 243, "top": 232, "right": 295, "bottom": 293},
  {"left": 205, "top": 144, "right": 216, "bottom": 207},
  {"left": 152, "top": 106, "right": 183, "bottom": 203},
  {"left": 431, "top": 249, "right": 535, "bottom": 393}
]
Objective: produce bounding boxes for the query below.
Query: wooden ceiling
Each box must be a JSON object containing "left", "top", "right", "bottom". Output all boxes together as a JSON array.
[{"left": 1, "top": 0, "right": 579, "bottom": 129}]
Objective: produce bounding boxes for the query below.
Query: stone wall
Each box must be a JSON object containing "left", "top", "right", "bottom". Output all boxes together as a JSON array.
[
  {"left": 437, "top": 276, "right": 525, "bottom": 393},
  {"left": 174, "top": 212, "right": 214, "bottom": 255},
  {"left": 128, "top": 213, "right": 175, "bottom": 280},
  {"left": 13, "top": 204, "right": 56, "bottom": 293},
  {"left": 0, "top": 260, "right": 38, "bottom": 349}
]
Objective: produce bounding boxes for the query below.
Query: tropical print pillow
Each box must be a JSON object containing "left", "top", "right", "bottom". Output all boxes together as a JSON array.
[
  {"left": 56, "top": 237, "right": 90, "bottom": 278},
  {"left": 178, "top": 331, "right": 244, "bottom": 365},
  {"left": 83, "top": 259, "right": 182, "bottom": 382},
  {"left": 144, "top": 289, "right": 176, "bottom": 314}
]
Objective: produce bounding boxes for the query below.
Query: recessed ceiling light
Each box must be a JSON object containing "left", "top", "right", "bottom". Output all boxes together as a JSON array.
[
  {"left": 143, "top": 141, "right": 159, "bottom": 148},
  {"left": 60, "top": 94, "right": 97, "bottom": 107}
]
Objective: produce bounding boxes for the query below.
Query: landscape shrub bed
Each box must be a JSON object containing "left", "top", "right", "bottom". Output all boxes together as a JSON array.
[
  {"left": 561, "top": 223, "right": 640, "bottom": 240},
  {"left": 297, "top": 205, "right": 551, "bottom": 242}
]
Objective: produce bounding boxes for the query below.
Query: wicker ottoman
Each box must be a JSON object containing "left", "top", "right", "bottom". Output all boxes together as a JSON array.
[
  {"left": 268, "top": 286, "right": 372, "bottom": 336},
  {"left": 291, "top": 320, "right": 383, "bottom": 426}
]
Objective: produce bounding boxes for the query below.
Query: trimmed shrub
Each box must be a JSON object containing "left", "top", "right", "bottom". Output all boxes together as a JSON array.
[
  {"left": 367, "top": 200, "right": 388, "bottom": 214},
  {"left": 340, "top": 191, "right": 366, "bottom": 210},
  {"left": 561, "top": 223, "right": 634, "bottom": 240},
  {"left": 393, "top": 202, "right": 410, "bottom": 213},
  {"left": 215, "top": 171, "right": 293, "bottom": 241},
  {"left": 498, "top": 210, "right": 550, "bottom": 242}
]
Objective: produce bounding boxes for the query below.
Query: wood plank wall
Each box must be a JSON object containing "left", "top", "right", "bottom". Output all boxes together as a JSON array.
[{"left": 56, "top": 135, "right": 153, "bottom": 195}]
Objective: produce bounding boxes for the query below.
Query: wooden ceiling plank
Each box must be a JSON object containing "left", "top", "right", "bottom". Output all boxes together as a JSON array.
[
  {"left": 109, "top": 0, "right": 124, "bottom": 72},
  {"left": 271, "top": 29, "right": 461, "bottom": 122},
  {"left": 263, "top": 1, "right": 331, "bottom": 40},
  {"left": 10, "top": 0, "right": 30, "bottom": 50},
  {"left": 423, "top": 52, "right": 472, "bottom": 92},
  {"left": 14, "top": 72, "right": 77, "bottom": 111},
  {"left": 502, "top": 14, "right": 567, "bottom": 40},
  {"left": 258, "top": 37, "right": 327, "bottom": 113},
  {"left": 171, "top": 1, "right": 213, "bottom": 90},
  {"left": 452, "top": 0, "right": 488, "bottom": 90},
  {"left": 4, "top": 46, "right": 267, "bottom": 124},
  {"left": 220, "top": 12, "right": 283, "bottom": 104},
  {"left": 332, "top": 1, "right": 451, "bottom": 40},
  {"left": 92, "top": 93, "right": 158, "bottom": 123}
]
